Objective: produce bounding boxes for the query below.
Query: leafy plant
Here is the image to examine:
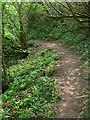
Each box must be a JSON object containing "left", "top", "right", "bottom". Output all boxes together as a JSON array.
[{"left": 2, "top": 47, "right": 60, "bottom": 119}]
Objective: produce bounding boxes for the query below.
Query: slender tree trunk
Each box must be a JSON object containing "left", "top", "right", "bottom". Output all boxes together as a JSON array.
[
  {"left": 2, "top": 50, "right": 9, "bottom": 81},
  {"left": 2, "top": 3, "right": 9, "bottom": 81},
  {"left": 88, "top": 1, "right": 90, "bottom": 87},
  {"left": 2, "top": 4, "right": 9, "bottom": 80},
  {"left": 18, "top": 3, "right": 27, "bottom": 50}
]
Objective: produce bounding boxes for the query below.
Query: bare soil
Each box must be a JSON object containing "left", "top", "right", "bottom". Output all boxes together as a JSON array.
[{"left": 29, "top": 39, "right": 87, "bottom": 118}]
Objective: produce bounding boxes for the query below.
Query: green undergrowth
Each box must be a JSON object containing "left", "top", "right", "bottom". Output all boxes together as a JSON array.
[
  {"left": 28, "top": 17, "right": 90, "bottom": 60},
  {"left": 2, "top": 47, "right": 60, "bottom": 119},
  {"left": 79, "top": 96, "right": 90, "bottom": 118},
  {"left": 79, "top": 61, "right": 90, "bottom": 119},
  {"left": 28, "top": 15, "right": 90, "bottom": 118}
]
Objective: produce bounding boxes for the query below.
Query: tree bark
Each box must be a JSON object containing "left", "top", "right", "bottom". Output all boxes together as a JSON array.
[
  {"left": 2, "top": 3, "right": 9, "bottom": 81},
  {"left": 18, "top": 3, "right": 27, "bottom": 50}
]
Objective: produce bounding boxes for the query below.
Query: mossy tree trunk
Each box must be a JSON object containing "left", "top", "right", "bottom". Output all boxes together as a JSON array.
[
  {"left": 18, "top": 2, "right": 27, "bottom": 50},
  {"left": 2, "top": 3, "right": 9, "bottom": 81}
]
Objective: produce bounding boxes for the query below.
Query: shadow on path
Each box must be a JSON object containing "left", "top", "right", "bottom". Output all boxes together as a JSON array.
[{"left": 29, "top": 39, "right": 87, "bottom": 118}]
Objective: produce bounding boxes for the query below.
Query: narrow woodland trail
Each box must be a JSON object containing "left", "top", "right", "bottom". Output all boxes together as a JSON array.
[{"left": 30, "top": 39, "right": 87, "bottom": 118}]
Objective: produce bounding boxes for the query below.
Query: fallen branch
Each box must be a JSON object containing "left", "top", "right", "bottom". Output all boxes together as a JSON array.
[{"left": 76, "top": 95, "right": 88, "bottom": 99}]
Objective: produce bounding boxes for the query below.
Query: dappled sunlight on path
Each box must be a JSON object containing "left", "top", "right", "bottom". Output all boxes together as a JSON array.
[{"left": 29, "top": 39, "right": 87, "bottom": 118}]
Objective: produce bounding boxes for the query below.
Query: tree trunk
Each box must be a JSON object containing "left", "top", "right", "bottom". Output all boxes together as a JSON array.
[
  {"left": 2, "top": 50, "right": 9, "bottom": 81},
  {"left": 2, "top": 3, "right": 9, "bottom": 81},
  {"left": 18, "top": 3, "right": 27, "bottom": 50}
]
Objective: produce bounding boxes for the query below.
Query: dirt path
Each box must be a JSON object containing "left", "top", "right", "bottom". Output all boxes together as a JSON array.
[{"left": 29, "top": 39, "right": 87, "bottom": 118}]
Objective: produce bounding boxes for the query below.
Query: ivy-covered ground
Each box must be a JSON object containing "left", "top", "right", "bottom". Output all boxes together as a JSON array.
[
  {"left": 2, "top": 47, "right": 61, "bottom": 119},
  {"left": 2, "top": 2, "right": 90, "bottom": 119}
]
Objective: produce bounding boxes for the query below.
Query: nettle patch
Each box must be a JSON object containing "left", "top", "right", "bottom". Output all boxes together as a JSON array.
[{"left": 2, "top": 47, "right": 61, "bottom": 119}]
